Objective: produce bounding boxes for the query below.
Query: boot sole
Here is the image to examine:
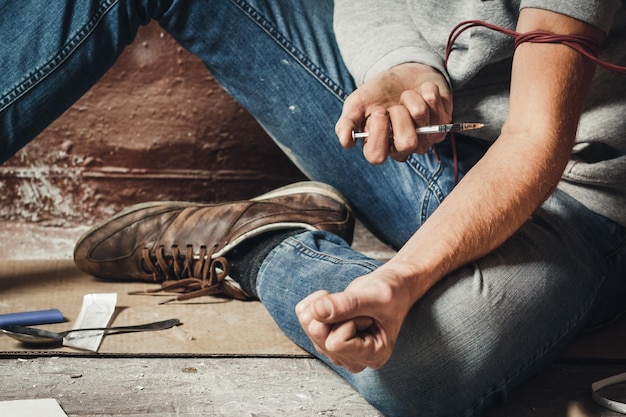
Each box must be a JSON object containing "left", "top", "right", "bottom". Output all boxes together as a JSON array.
[{"left": 251, "top": 181, "right": 352, "bottom": 210}]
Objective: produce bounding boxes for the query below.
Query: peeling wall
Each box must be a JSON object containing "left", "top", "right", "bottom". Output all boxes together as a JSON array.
[{"left": 0, "top": 23, "right": 305, "bottom": 228}]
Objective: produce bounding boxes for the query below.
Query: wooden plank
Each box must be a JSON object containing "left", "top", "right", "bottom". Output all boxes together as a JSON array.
[
  {"left": 0, "top": 357, "right": 383, "bottom": 416},
  {"left": 1, "top": 357, "right": 625, "bottom": 417}
]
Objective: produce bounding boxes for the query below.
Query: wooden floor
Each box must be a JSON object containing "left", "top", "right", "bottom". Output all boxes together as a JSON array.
[
  {"left": 0, "top": 357, "right": 383, "bottom": 416},
  {"left": 1, "top": 221, "right": 625, "bottom": 416},
  {"left": 1, "top": 355, "right": 625, "bottom": 416},
  {"left": 0, "top": 357, "right": 623, "bottom": 417}
]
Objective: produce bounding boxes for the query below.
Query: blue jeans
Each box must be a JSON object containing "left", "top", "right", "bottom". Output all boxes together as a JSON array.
[{"left": 2, "top": 1, "right": 625, "bottom": 416}]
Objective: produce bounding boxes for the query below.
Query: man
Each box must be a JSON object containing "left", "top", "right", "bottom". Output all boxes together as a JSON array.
[{"left": 4, "top": 1, "right": 625, "bottom": 415}]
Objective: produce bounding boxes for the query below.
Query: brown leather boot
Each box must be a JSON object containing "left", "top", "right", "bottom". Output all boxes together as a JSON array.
[{"left": 73, "top": 182, "right": 354, "bottom": 300}]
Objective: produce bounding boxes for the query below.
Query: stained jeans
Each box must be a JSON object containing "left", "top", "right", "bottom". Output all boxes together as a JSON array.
[{"left": 2, "top": 1, "right": 625, "bottom": 416}]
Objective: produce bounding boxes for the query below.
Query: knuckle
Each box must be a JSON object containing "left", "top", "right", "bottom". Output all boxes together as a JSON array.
[
  {"left": 364, "top": 149, "right": 388, "bottom": 165},
  {"left": 325, "top": 337, "right": 344, "bottom": 353},
  {"left": 393, "top": 136, "right": 417, "bottom": 153},
  {"left": 408, "top": 100, "right": 428, "bottom": 117}
]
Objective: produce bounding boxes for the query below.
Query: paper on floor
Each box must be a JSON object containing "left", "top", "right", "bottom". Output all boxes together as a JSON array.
[
  {"left": 0, "top": 398, "right": 68, "bottom": 417},
  {"left": 63, "top": 293, "right": 117, "bottom": 352}
]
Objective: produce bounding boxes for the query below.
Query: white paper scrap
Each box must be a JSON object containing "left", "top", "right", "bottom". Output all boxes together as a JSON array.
[
  {"left": 63, "top": 293, "right": 117, "bottom": 352},
  {"left": 0, "top": 398, "right": 68, "bottom": 417}
]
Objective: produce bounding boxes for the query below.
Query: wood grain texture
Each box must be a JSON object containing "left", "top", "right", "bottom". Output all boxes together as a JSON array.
[
  {"left": 0, "top": 357, "right": 383, "bottom": 416},
  {"left": 1, "top": 357, "right": 625, "bottom": 416}
]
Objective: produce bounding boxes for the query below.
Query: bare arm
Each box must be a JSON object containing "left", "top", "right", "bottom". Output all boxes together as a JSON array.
[
  {"left": 297, "top": 8, "right": 605, "bottom": 372},
  {"left": 392, "top": 8, "right": 604, "bottom": 302}
]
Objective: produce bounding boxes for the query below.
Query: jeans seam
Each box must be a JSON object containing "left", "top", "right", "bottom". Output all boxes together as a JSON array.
[
  {"left": 230, "top": 0, "right": 349, "bottom": 102},
  {"left": 293, "top": 242, "right": 381, "bottom": 271},
  {"left": 0, "top": 0, "right": 119, "bottom": 114},
  {"left": 261, "top": 233, "right": 380, "bottom": 278}
]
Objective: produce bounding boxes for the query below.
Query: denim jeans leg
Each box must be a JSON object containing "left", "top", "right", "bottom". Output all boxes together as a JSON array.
[
  {"left": 156, "top": 0, "right": 486, "bottom": 248},
  {"left": 0, "top": 0, "right": 179, "bottom": 163},
  {"left": 258, "top": 190, "right": 626, "bottom": 417},
  {"left": 2, "top": 0, "right": 466, "bottom": 248}
]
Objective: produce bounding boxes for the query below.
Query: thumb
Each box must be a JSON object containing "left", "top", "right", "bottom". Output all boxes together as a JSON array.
[
  {"left": 335, "top": 116, "right": 360, "bottom": 149},
  {"left": 311, "top": 292, "right": 360, "bottom": 323}
]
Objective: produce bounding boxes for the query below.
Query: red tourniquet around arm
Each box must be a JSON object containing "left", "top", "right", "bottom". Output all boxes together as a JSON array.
[{"left": 442, "top": 19, "right": 626, "bottom": 185}]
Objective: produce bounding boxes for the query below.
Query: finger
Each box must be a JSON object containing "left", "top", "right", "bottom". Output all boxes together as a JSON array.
[
  {"left": 400, "top": 85, "right": 452, "bottom": 153},
  {"left": 398, "top": 89, "right": 436, "bottom": 154},
  {"left": 296, "top": 292, "right": 328, "bottom": 335},
  {"left": 295, "top": 290, "right": 329, "bottom": 318},
  {"left": 362, "top": 107, "right": 391, "bottom": 164},
  {"left": 304, "top": 318, "right": 349, "bottom": 370},
  {"left": 335, "top": 93, "right": 367, "bottom": 149},
  {"left": 306, "top": 318, "right": 332, "bottom": 354},
  {"left": 417, "top": 83, "right": 450, "bottom": 152},
  {"left": 325, "top": 319, "right": 379, "bottom": 371},
  {"left": 296, "top": 291, "right": 337, "bottom": 358},
  {"left": 420, "top": 81, "right": 452, "bottom": 123},
  {"left": 326, "top": 317, "right": 376, "bottom": 353},
  {"left": 399, "top": 89, "right": 431, "bottom": 126},
  {"left": 335, "top": 116, "right": 360, "bottom": 149},
  {"left": 310, "top": 291, "right": 360, "bottom": 323},
  {"left": 387, "top": 105, "right": 418, "bottom": 161},
  {"left": 309, "top": 291, "right": 375, "bottom": 325},
  {"left": 332, "top": 318, "right": 376, "bottom": 348}
]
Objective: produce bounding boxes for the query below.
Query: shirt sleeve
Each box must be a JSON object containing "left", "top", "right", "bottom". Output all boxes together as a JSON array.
[
  {"left": 520, "top": 0, "right": 622, "bottom": 34},
  {"left": 333, "top": 0, "right": 450, "bottom": 86}
]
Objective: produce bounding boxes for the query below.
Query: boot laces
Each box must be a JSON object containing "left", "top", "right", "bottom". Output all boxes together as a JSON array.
[{"left": 130, "top": 244, "right": 253, "bottom": 303}]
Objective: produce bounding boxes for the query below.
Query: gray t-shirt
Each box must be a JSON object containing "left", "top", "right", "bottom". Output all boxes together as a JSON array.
[{"left": 334, "top": 0, "right": 625, "bottom": 226}]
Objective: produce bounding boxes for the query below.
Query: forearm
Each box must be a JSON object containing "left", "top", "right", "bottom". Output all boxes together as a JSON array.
[
  {"left": 389, "top": 130, "right": 569, "bottom": 302},
  {"left": 385, "top": 8, "right": 604, "bottom": 303}
]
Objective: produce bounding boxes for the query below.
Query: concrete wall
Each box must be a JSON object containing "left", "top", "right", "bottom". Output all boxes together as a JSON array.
[{"left": 0, "top": 22, "right": 305, "bottom": 228}]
